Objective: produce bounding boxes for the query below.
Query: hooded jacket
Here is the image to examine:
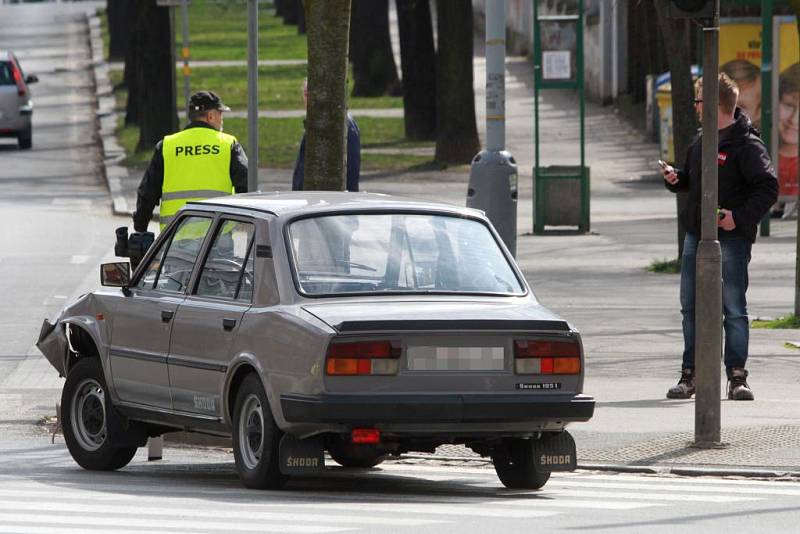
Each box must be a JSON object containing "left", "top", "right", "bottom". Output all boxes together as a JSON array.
[{"left": 665, "top": 108, "right": 778, "bottom": 243}]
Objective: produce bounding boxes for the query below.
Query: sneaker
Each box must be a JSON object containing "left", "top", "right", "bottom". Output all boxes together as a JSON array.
[
  {"left": 728, "top": 368, "right": 754, "bottom": 401},
  {"left": 667, "top": 368, "right": 695, "bottom": 399}
]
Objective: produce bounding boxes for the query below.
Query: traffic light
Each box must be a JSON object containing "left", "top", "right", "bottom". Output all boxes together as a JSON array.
[{"left": 668, "top": 0, "right": 715, "bottom": 20}]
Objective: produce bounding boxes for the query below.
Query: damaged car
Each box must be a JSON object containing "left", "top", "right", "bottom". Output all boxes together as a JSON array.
[{"left": 38, "top": 192, "right": 594, "bottom": 489}]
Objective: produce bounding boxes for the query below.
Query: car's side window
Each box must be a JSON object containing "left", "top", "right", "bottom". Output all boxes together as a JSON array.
[
  {"left": 136, "top": 216, "right": 213, "bottom": 293},
  {"left": 195, "top": 220, "right": 255, "bottom": 301}
]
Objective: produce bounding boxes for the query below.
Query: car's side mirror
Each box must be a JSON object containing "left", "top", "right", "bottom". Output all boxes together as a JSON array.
[
  {"left": 101, "top": 262, "right": 131, "bottom": 288},
  {"left": 25, "top": 75, "right": 38, "bottom": 84}
]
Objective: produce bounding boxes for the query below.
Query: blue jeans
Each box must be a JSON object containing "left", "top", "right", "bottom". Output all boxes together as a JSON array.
[{"left": 680, "top": 233, "right": 751, "bottom": 377}]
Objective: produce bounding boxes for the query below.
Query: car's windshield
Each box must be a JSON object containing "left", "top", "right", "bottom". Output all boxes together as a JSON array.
[{"left": 288, "top": 213, "right": 525, "bottom": 296}]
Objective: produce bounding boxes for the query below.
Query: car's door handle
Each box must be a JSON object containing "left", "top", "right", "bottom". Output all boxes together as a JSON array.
[
  {"left": 222, "top": 318, "right": 237, "bottom": 331},
  {"left": 161, "top": 310, "right": 174, "bottom": 323}
]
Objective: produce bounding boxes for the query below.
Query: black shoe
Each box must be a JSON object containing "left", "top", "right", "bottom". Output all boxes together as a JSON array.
[
  {"left": 667, "top": 368, "right": 695, "bottom": 399},
  {"left": 728, "top": 368, "right": 754, "bottom": 401}
]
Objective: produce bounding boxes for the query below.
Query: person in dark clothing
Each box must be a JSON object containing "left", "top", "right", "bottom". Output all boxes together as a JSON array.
[
  {"left": 662, "top": 73, "right": 778, "bottom": 401},
  {"left": 292, "top": 78, "right": 360, "bottom": 192},
  {"left": 133, "top": 91, "right": 248, "bottom": 233}
]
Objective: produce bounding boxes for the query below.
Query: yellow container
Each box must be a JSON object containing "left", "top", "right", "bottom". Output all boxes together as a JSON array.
[{"left": 656, "top": 83, "right": 674, "bottom": 164}]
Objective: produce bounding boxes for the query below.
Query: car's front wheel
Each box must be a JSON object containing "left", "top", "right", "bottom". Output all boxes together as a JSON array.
[
  {"left": 491, "top": 438, "right": 551, "bottom": 489},
  {"left": 232, "top": 374, "right": 288, "bottom": 489},
  {"left": 61, "top": 357, "right": 137, "bottom": 470}
]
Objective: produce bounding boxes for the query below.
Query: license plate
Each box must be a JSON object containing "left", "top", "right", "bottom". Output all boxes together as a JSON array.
[{"left": 407, "top": 346, "right": 505, "bottom": 371}]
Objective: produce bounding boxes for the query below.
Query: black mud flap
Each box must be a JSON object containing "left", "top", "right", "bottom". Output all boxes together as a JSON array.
[
  {"left": 279, "top": 434, "right": 325, "bottom": 476},
  {"left": 533, "top": 430, "right": 577, "bottom": 473}
]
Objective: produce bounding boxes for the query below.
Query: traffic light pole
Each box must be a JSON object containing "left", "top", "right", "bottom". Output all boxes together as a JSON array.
[{"left": 694, "top": 0, "right": 723, "bottom": 447}]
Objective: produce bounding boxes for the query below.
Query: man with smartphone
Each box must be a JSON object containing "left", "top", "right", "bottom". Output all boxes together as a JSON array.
[{"left": 662, "top": 73, "right": 777, "bottom": 401}]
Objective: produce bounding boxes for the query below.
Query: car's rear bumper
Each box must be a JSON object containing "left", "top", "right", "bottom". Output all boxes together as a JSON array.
[{"left": 280, "top": 393, "right": 595, "bottom": 425}]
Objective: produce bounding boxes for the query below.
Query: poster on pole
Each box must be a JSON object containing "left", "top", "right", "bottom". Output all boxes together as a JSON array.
[
  {"left": 720, "top": 18, "right": 799, "bottom": 205},
  {"left": 539, "top": 19, "right": 578, "bottom": 83}
]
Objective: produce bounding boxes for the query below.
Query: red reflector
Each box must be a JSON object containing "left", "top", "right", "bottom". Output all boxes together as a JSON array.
[
  {"left": 540, "top": 357, "right": 554, "bottom": 373},
  {"left": 328, "top": 341, "right": 398, "bottom": 359},
  {"left": 514, "top": 339, "right": 580, "bottom": 358},
  {"left": 351, "top": 428, "right": 380, "bottom": 444},
  {"left": 10, "top": 61, "right": 25, "bottom": 96}
]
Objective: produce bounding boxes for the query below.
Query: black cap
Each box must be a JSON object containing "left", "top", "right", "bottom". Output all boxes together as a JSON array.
[{"left": 188, "top": 91, "right": 231, "bottom": 112}]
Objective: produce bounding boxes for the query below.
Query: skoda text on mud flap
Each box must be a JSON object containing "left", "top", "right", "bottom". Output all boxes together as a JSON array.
[{"left": 37, "top": 192, "right": 595, "bottom": 490}]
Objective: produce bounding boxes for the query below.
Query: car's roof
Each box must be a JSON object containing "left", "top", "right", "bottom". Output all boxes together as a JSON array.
[{"left": 187, "top": 191, "right": 482, "bottom": 218}]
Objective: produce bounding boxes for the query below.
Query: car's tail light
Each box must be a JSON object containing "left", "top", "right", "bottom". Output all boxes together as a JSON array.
[
  {"left": 10, "top": 61, "right": 25, "bottom": 97},
  {"left": 514, "top": 339, "right": 581, "bottom": 375},
  {"left": 326, "top": 340, "right": 401, "bottom": 376}
]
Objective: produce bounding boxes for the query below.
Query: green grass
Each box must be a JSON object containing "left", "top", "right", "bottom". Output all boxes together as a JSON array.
[
  {"left": 647, "top": 258, "right": 681, "bottom": 274},
  {"left": 116, "top": 116, "right": 434, "bottom": 171},
  {"left": 752, "top": 315, "right": 800, "bottom": 329},
  {"left": 178, "top": 2, "right": 307, "bottom": 61}
]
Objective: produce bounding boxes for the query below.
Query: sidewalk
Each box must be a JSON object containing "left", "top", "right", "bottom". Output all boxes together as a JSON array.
[{"left": 87, "top": 15, "right": 800, "bottom": 476}]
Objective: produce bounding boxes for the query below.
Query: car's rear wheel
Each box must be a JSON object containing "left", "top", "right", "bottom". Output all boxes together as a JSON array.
[
  {"left": 17, "top": 127, "right": 31, "bottom": 150},
  {"left": 328, "top": 438, "right": 387, "bottom": 468},
  {"left": 492, "top": 438, "right": 551, "bottom": 489},
  {"left": 232, "top": 374, "right": 287, "bottom": 489},
  {"left": 61, "top": 357, "right": 138, "bottom": 471}
]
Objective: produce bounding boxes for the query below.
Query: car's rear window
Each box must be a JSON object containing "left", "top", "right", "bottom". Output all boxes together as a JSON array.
[
  {"left": 288, "top": 213, "right": 525, "bottom": 296},
  {"left": 0, "top": 62, "right": 14, "bottom": 86}
]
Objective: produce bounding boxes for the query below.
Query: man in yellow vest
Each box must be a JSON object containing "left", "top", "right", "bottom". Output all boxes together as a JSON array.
[{"left": 133, "top": 91, "right": 248, "bottom": 233}]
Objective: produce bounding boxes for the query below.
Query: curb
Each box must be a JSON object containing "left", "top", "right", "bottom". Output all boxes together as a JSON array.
[{"left": 87, "top": 10, "right": 134, "bottom": 217}]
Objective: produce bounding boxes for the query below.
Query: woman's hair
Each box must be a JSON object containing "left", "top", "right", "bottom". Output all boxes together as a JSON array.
[{"left": 779, "top": 63, "right": 800, "bottom": 98}]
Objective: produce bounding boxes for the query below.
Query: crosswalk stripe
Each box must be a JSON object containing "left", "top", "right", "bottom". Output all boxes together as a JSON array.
[
  {"left": 539, "top": 488, "right": 761, "bottom": 503},
  {"left": 0, "top": 487, "right": 554, "bottom": 519},
  {"left": 0, "top": 526, "right": 178, "bottom": 534},
  {"left": 0, "top": 513, "right": 353, "bottom": 533},
  {"left": 486, "top": 498, "right": 659, "bottom": 511},
  {"left": 572, "top": 473, "right": 800, "bottom": 488},
  {"left": 0, "top": 501, "right": 445, "bottom": 527},
  {"left": 546, "top": 479, "right": 800, "bottom": 497}
]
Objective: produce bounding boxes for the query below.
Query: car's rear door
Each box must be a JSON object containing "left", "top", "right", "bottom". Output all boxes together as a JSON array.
[
  {"left": 109, "top": 215, "right": 214, "bottom": 409},
  {"left": 167, "top": 218, "right": 256, "bottom": 416},
  {"left": 0, "top": 60, "right": 19, "bottom": 126}
]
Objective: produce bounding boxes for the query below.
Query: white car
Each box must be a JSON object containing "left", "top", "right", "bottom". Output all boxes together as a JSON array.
[{"left": 0, "top": 50, "right": 37, "bottom": 149}]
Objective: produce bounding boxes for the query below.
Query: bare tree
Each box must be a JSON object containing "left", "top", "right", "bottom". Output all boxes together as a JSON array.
[
  {"left": 654, "top": 0, "right": 696, "bottom": 259},
  {"left": 434, "top": 0, "right": 479, "bottom": 165},
  {"left": 349, "top": 0, "right": 399, "bottom": 97},
  {"left": 397, "top": 0, "right": 437, "bottom": 140},
  {"left": 304, "top": 0, "right": 352, "bottom": 190}
]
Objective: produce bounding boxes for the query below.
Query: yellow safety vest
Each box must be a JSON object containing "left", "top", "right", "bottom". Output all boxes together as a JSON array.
[{"left": 161, "top": 127, "right": 237, "bottom": 231}]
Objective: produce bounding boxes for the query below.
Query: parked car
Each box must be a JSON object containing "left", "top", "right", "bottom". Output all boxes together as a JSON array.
[
  {"left": 0, "top": 50, "right": 37, "bottom": 149},
  {"left": 38, "top": 192, "right": 595, "bottom": 489}
]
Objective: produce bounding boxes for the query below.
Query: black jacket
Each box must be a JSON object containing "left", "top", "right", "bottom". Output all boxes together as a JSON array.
[
  {"left": 665, "top": 108, "right": 778, "bottom": 243},
  {"left": 133, "top": 122, "right": 249, "bottom": 232}
]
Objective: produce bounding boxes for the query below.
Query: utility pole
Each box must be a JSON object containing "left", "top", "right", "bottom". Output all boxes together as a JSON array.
[
  {"left": 694, "top": 0, "right": 722, "bottom": 447},
  {"left": 247, "top": 0, "right": 259, "bottom": 192},
  {"left": 466, "top": 0, "right": 518, "bottom": 256}
]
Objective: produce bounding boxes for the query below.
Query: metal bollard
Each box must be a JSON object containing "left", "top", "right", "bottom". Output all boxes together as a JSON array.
[{"left": 147, "top": 436, "right": 163, "bottom": 461}]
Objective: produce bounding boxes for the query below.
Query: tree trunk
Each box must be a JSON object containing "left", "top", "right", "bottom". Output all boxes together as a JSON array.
[
  {"left": 434, "top": 0, "right": 479, "bottom": 165},
  {"left": 304, "top": 0, "right": 352, "bottom": 190},
  {"left": 790, "top": 0, "right": 800, "bottom": 317},
  {"left": 396, "top": 0, "right": 436, "bottom": 140},
  {"left": 297, "top": 0, "right": 307, "bottom": 34},
  {"left": 349, "top": 0, "right": 399, "bottom": 97},
  {"left": 134, "top": 0, "right": 178, "bottom": 151},
  {"left": 283, "top": 0, "right": 300, "bottom": 25},
  {"left": 107, "top": 0, "right": 136, "bottom": 61},
  {"left": 654, "top": 1, "right": 696, "bottom": 260},
  {"left": 123, "top": 34, "right": 138, "bottom": 125},
  {"left": 275, "top": 0, "right": 286, "bottom": 18}
]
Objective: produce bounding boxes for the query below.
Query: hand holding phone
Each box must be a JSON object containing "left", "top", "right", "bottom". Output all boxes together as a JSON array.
[{"left": 659, "top": 160, "right": 678, "bottom": 185}]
